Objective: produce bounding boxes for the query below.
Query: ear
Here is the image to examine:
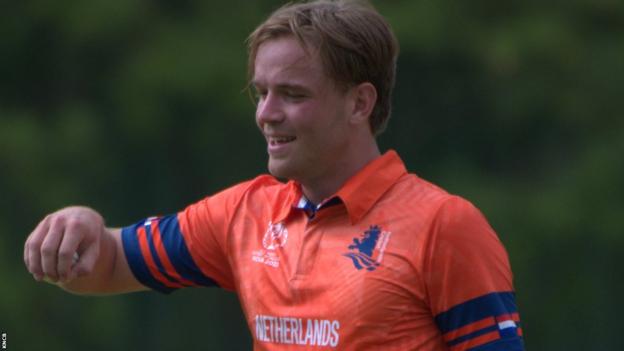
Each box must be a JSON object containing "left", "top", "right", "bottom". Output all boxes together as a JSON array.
[{"left": 348, "top": 82, "right": 377, "bottom": 126}]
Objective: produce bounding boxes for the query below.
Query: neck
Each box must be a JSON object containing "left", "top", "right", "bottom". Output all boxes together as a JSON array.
[{"left": 301, "top": 141, "right": 380, "bottom": 204}]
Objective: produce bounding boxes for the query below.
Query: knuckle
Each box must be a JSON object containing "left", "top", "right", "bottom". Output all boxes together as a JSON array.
[
  {"left": 42, "top": 214, "right": 53, "bottom": 225},
  {"left": 58, "top": 248, "right": 73, "bottom": 260},
  {"left": 40, "top": 244, "right": 57, "bottom": 257},
  {"left": 47, "top": 214, "right": 57, "bottom": 225},
  {"left": 49, "top": 213, "right": 66, "bottom": 228},
  {"left": 66, "top": 218, "right": 87, "bottom": 233},
  {"left": 26, "top": 240, "right": 40, "bottom": 252}
]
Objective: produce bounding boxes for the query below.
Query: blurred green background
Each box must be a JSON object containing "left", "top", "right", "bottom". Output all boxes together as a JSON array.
[{"left": 1, "top": 0, "right": 623, "bottom": 350}]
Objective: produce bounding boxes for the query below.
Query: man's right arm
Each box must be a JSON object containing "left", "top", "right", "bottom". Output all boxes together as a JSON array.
[{"left": 24, "top": 206, "right": 148, "bottom": 295}]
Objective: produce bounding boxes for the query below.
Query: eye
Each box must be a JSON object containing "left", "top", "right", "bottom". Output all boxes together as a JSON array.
[
  {"left": 254, "top": 89, "right": 267, "bottom": 102},
  {"left": 284, "top": 90, "right": 305, "bottom": 101}
]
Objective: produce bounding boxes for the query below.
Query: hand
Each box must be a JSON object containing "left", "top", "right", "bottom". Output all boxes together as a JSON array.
[{"left": 24, "top": 206, "right": 104, "bottom": 283}]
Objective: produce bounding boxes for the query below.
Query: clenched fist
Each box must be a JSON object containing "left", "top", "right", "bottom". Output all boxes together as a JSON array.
[{"left": 24, "top": 207, "right": 104, "bottom": 283}]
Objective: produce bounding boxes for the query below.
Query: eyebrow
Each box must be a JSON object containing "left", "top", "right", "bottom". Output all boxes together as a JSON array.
[{"left": 251, "top": 81, "right": 311, "bottom": 93}]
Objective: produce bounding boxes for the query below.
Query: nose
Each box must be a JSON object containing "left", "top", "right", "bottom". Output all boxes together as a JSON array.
[{"left": 256, "top": 91, "right": 284, "bottom": 128}]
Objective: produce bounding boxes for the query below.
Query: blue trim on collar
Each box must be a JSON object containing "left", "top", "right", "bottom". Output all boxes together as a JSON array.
[{"left": 295, "top": 196, "right": 342, "bottom": 219}]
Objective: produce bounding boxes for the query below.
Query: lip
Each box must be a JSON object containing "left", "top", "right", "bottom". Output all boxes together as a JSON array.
[{"left": 266, "top": 135, "right": 296, "bottom": 156}]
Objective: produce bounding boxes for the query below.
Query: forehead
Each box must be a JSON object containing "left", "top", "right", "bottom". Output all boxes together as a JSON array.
[{"left": 253, "top": 36, "right": 326, "bottom": 86}]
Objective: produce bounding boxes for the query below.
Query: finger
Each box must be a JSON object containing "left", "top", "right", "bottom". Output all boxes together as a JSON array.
[
  {"left": 40, "top": 216, "right": 66, "bottom": 282},
  {"left": 24, "top": 230, "right": 30, "bottom": 273},
  {"left": 72, "top": 234, "right": 100, "bottom": 278},
  {"left": 26, "top": 216, "right": 51, "bottom": 281},
  {"left": 65, "top": 253, "right": 80, "bottom": 281},
  {"left": 25, "top": 217, "right": 48, "bottom": 273},
  {"left": 57, "top": 220, "right": 85, "bottom": 282}
]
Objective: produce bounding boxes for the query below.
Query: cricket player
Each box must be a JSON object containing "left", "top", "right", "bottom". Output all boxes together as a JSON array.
[{"left": 24, "top": 1, "right": 525, "bottom": 349}]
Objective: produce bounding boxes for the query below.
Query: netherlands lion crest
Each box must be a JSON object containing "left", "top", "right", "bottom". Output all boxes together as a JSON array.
[{"left": 343, "top": 225, "right": 391, "bottom": 271}]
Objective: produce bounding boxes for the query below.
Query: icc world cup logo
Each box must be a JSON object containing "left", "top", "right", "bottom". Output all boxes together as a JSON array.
[{"left": 262, "top": 221, "right": 288, "bottom": 250}]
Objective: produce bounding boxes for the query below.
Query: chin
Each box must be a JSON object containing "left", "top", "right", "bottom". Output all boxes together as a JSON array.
[
  {"left": 268, "top": 158, "right": 298, "bottom": 181},
  {"left": 267, "top": 159, "right": 289, "bottom": 179}
]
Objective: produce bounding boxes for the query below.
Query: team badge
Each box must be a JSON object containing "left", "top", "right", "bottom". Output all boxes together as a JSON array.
[{"left": 343, "top": 225, "right": 391, "bottom": 271}]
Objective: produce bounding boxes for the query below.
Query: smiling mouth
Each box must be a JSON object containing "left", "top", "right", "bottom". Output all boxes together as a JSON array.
[{"left": 269, "top": 136, "right": 297, "bottom": 145}]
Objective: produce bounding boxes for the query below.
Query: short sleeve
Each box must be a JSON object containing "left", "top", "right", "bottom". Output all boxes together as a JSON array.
[
  {"left": 423, "top": 196, "right": 524, "bottom": 351},
  {"left": 121, "top": 214, "right": 220, "bottom": 294},
  {"left": 121, "top": 182, "right": 252, "bottom": 294}
]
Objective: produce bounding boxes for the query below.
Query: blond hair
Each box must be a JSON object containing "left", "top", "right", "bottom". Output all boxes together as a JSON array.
[{"left": 247, "top": 0, "right": 399, "bottom": 135}]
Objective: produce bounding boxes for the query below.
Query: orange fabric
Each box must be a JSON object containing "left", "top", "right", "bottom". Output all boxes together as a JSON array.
[
  {"left": 449, "top": 330, "right": 500, "bottom": 351},
  {"left": 151, "top": 219, "right": 195, "bottom": 287},
  {"left": 443, "top": 317, "right": 496, "bottom": 343},
  {"left": 157, "top": 150, "right": 518, "bottom": 350},
  {"left": 137, "top": 226, "right": 183, "bottom": 289}
]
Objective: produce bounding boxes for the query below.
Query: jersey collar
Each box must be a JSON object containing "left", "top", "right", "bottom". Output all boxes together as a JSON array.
[
  {"left": 272, "top": 150, "right": 407, "bottom": 224},
  {"left": 334, "top": 149, "right": 407, "bottom": 224}
]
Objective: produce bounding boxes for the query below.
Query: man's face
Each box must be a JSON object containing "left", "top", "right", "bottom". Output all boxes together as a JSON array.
[{"left": 253, "top": 36, "right": 353, "bottom": 185}]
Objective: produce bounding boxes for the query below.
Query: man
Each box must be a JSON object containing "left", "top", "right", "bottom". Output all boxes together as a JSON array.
[{"left": 24, "top": 0, "right": 524, "bottom": 350}]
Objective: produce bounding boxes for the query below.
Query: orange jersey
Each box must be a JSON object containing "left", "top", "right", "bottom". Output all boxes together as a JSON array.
[{"left": 122, "top": 151, "right": 524, "bottom": 350}]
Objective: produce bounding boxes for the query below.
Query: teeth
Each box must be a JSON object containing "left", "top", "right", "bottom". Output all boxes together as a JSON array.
[{"left": 271, "top": 136, "right": 296, "bottom": 144}]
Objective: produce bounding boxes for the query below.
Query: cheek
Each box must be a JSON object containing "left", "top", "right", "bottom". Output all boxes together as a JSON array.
[
  {"left": 255, "top": 103, "right": 265, "bottom": 129},
  {"left": 285, "top": 104, "right": 317, "bottom": 130},
  {"left": 285, "top": 97, "right": 349, "bottom": 139}
]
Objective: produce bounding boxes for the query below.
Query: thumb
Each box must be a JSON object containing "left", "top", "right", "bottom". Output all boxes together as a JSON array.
[{"left": 72, "top": 241, "right": 100, "bottom": 277}]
